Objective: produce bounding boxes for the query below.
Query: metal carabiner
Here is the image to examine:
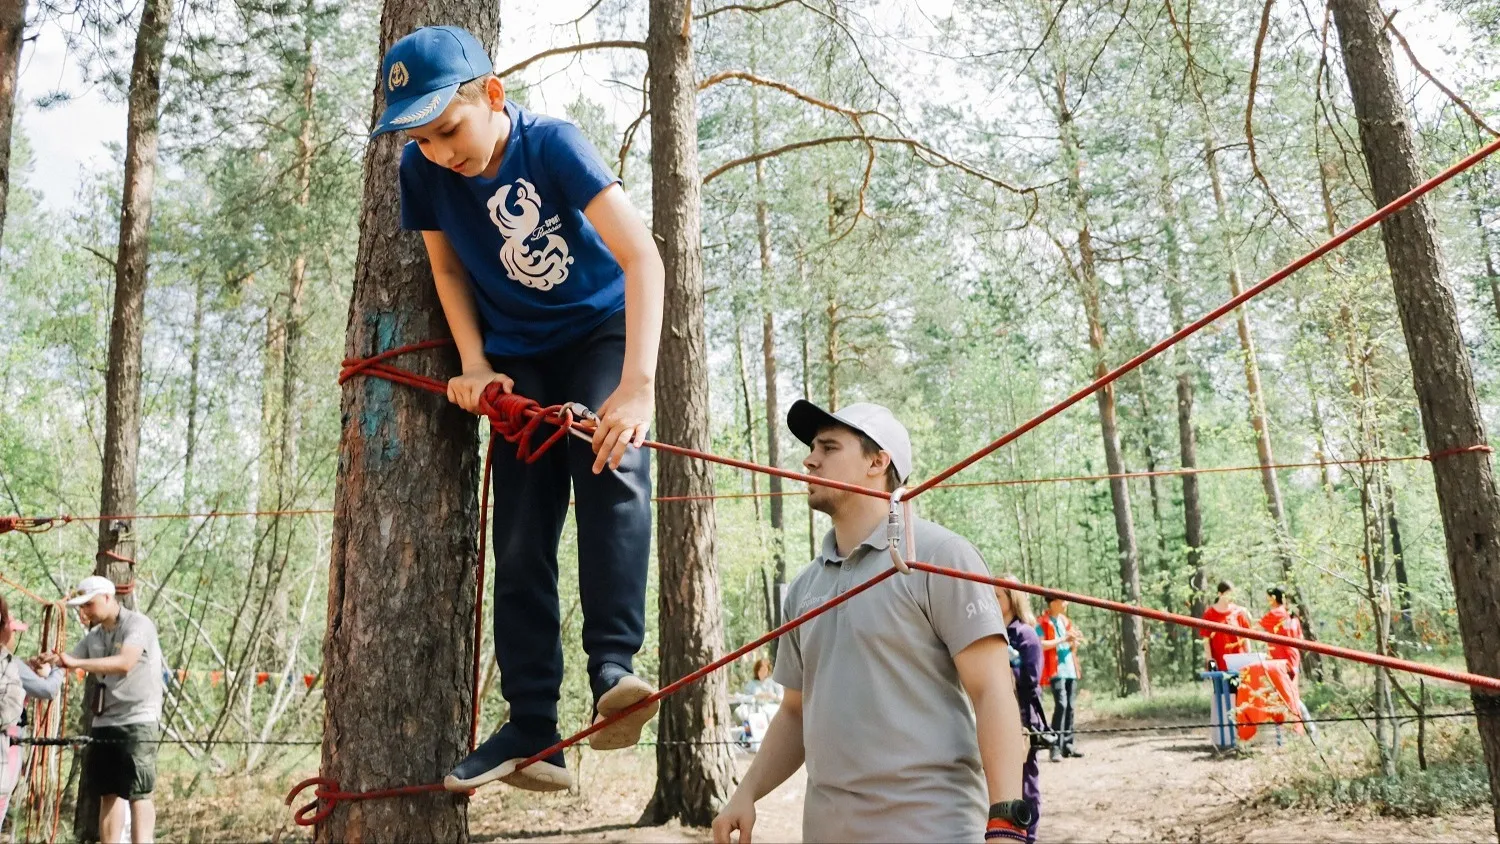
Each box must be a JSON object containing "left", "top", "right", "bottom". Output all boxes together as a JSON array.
[{"left": 887, "top": 487, "right": 913, "bottom": 574}]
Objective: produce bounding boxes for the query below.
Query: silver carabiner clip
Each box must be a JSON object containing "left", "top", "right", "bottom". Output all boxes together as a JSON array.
[
  {"left": 887, "top": 487, "right": 912, "bottom": 574},
  {"left": 565, "top": 402, "right": 599, "bottom": 422}
]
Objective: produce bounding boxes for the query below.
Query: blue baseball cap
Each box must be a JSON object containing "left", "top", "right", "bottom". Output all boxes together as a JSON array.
[{"left": 372, "top": 26, "right": 493, "bottom": 138}]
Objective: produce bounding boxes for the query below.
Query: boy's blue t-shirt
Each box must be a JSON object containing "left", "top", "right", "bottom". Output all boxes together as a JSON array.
[{"left": 399, "top": 101, "right": 625, "bottom": 357}]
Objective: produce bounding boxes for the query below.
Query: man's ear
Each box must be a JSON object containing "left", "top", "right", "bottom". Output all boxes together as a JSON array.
[
  {"left": 868, "top": 450, "right": 891, "bottom": 480},
  {"left": 487, "top": 76, "right": 506, "bottom": 110}
]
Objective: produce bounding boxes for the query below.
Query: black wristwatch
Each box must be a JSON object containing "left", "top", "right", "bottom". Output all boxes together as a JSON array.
[{"left": 989, "top": 799, "right": 1036, "bottom": 827}]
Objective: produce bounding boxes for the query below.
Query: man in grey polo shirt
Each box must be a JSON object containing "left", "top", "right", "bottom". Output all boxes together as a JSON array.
[
  {"left": 713, "top": 401, "right": 1032, "bottom": 844},
  {"left": 40, "top": 575, "right": 163, "bottom": 843}
]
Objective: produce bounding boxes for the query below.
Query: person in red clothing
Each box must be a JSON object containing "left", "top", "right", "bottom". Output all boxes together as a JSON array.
[
  {"left": 1258, "top": 586, "right": 1317, "bottom": 735},
  {"left": 1200, "top": 580, "right": 1253, "bottom": 671},
  {"left": 1259, "top": 586, "right": 1303, "bottom": 679}
]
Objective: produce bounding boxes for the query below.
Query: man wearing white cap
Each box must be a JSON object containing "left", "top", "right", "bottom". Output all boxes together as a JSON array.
[
  {"left": 714, "top": 401, "right": 1033, "bottom": 844},
  {"left": 39, "top": 575, "right": 163, "bottom": 843}
]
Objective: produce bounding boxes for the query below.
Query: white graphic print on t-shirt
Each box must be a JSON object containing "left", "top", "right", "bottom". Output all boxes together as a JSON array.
[{"left": 486, "top": 178, "right": 573, "bottom": 291}]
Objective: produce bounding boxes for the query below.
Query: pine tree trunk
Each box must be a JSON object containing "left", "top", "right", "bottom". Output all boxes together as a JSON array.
[
  {"left": 183, "top": 274, "right": 206, "bottom": 506},
  {"left": 642, "top": 0, "right": 737, "bottom": 824},
  {"left": 1474, "top": 202, "right": 1500, "bottom": 326},
  {"left": 800, "top": 300, "right": 816, "bottom": 562},
  {"left": 315, "top": 0, "right": 495, "bottom": 838},
  {"left": 1203, "top": 138, "right": 1322, "bottom": 678},
  {"left": 0, "top": 0, "right": 22, "bottom": 244},
  {"left": 1155, "top": 138, "right": 1206, "bottom": 633},
  {"left": 77, "top": 0, "right": 173, "bottom": 836},
  {"left": 1330, "top": 0, "right": 1500, "bottom": 834},
  {"left": 733, "top": 317, "right": 761, "bottom": 514},
  {"left": 1385, "top": 479, "right": 1414, "bottom": 643},
  {"left": 1057, "top": 78, "right": 1147, "bottom": 696},
  {"left": 751, "top": 73, "right": 786, "bottom": 649}
]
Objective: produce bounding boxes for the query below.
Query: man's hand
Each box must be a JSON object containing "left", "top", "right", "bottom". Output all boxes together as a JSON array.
[
  {"left": 446, "top": 368, "right": 513, "bottom": 414},
  {"left": 37, "top": 651, "right": 68, "bottom": 669},
  {"left": 591, "top": 377, "right": 652, "bottom": 474},
  {"left": 711, "top": 793, "right": 756, "bottom": 844}
]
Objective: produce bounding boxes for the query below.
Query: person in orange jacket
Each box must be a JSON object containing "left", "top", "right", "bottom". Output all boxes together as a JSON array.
[
  {"left": 1200, "top": 580, "right": 1253, "bottom": 671},
  {"left": 1036, "top": 595, "right": 1083, "bottom": 762},
  {"left": 1258, "top": 586, "right": 1303, "bottom": 679}
]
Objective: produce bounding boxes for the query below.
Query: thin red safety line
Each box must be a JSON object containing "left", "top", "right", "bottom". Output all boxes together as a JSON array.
[
  {"left": 909, "top": 562, "right": 1500, "bottom": 692},
  {"left": 903, "top": 134, "right": 1500, "bottom": 499},
  {"left": 28, "top": 449, "right": 1489, "bottom": 525}
]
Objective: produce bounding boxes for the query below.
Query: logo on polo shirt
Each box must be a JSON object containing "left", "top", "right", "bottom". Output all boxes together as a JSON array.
[{"left": 388, "top": 61, "right": 410, "bottom": 91}]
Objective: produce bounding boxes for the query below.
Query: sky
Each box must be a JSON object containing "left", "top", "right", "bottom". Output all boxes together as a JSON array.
[{"left": 13, "top": 0, "right": 1473, "bottom": 213}]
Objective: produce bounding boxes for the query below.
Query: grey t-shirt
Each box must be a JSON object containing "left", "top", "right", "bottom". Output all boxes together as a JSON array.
[
  {"left": 70, "top": 607, "right": 163, "bottom": 728},
  {"left": 774, "top": 517, "right": 1006, "bottom": 843}
]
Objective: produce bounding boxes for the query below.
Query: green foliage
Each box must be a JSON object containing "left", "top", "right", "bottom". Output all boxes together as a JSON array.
[{"left": 1266, "top": 751, "right": 1491, "bottom": 818}]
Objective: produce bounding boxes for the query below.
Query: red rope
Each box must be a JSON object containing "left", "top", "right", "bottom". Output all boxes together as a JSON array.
[
  {"left": 902, "top": 134, "right": 1500, "bottom": 499},
  {"left": 284, "top": 778, "right": 469, "bottom": 827},
  {"left": 285, "top": 565, "right": 902, "bottom": 823},
  {"left": 908, "top": 562, "right": 1500, "bottom": 692},
  {"left": 100, "top": 550, "right": 137, "bottom": 596},
  {"left": 283, "top": 135, "right": 1500, "bottom": 826},
  {"left": 11, "top": 447, "right": 1495, "bottom": 525}
]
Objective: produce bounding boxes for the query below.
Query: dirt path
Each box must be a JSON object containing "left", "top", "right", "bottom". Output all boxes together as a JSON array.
[{"left": 467, "top": 730, "right": 1493, "bottom": 844}]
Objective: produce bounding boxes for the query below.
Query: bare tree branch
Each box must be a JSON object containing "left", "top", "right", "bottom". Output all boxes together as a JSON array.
[
  {"left": 1384, "top": 9, "right": 1498, "bottom": 138},
  {"left": 495, "top": 40, "right": 646, "bottom": 80},
  {"left": 696, "top": 0, "right": 800, "bottom": 18},
  {"left": 1243, "top": 0, "right": 1305, "bottom": 237},
  {"left": 698, "top": 69, "right": 887, "bottom": 126},
  {"left": 702, "top": 132, "right": 1034, "bottom": 199},
  {"left": 618, "top": 72, "right": 651, "bottom": 180}
]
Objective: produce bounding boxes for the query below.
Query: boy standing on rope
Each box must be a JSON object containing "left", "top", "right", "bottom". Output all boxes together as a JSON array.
[
  {"left": 713, "top": 401, "right": 1033, "bottom": 843},
  {"left": 371, "top": 26, "right": 665, "bottom": 793}
]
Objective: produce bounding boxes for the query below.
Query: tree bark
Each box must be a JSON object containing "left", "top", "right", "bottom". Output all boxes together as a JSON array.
[
  {"left": 642, "top": 0, "right": 737, "bottom": 824},
  {"left": 1159, "top": 182, "right": 1205, "bottom": 625},
  {"left": 1331, "top": 0, "right": 1500, "bottom": 834},
  {"left": 1056, "top": 77, "right": 1147, "bottom": 696},
  {"left": 315, "top": 0, "right": 495, "bottom": 838},
  {"left": 0, "top": 0, "right": 22, "bottom": 244},
  {"left": 733, "top": 316, "right": 761, "bottom": 515},
  {"left": 78, "top": 0, "right": 173, "bottom": 836}
]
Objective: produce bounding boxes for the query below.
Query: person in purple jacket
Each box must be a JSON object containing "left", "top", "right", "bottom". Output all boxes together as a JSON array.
[{"left": 995, "top": 576, "right": 1047, "bottom": 843}]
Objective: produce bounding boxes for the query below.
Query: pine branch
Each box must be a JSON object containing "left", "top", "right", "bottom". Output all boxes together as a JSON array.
[
  {"left": 1384, "top": 9, "right": 1498, "bottom": 138},
  {"left": 494, "top": 40, "right": 646, "bottom": 81}
]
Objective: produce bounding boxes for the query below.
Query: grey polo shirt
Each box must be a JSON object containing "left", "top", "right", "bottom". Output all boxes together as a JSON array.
[
  {"left": 774, "top": 516, "right": 1006, "bottom": 843},
  {"left": 70, "top": 607, "right": 164, "bottom": 728}
]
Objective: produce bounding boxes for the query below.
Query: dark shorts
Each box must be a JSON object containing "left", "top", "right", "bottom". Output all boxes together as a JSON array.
[{"left": 87, "top": 723, "right": 158, "bottom": 800}]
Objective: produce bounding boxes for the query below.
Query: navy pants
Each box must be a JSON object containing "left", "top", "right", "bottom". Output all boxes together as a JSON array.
[
  {"left": 487, "top": 311, "right": 651, "bottom": 727},
  {"left": 1050, "top": 677, "right": 1078, "bottom": 750}
]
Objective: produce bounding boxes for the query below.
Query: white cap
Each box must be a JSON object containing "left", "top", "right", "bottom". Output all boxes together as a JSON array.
[
  {"left": 787, "top": 400, "right": 913, "bottom": 483},
  {"left": 65, "top": 575, "right": 116, "bottom": 606}
]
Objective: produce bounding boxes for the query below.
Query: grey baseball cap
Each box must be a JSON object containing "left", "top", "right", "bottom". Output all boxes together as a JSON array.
[{"left": 787, "top": 399, "right": 913, "bottom": 483}]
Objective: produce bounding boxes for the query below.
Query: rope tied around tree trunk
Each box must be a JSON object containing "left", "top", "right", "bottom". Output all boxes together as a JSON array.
[
  {"left": 285, "top": 777, "right": 472, "bottom": 827},
  {"left": 99, "top": 549, "right": 138, "bottom": 595}
]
